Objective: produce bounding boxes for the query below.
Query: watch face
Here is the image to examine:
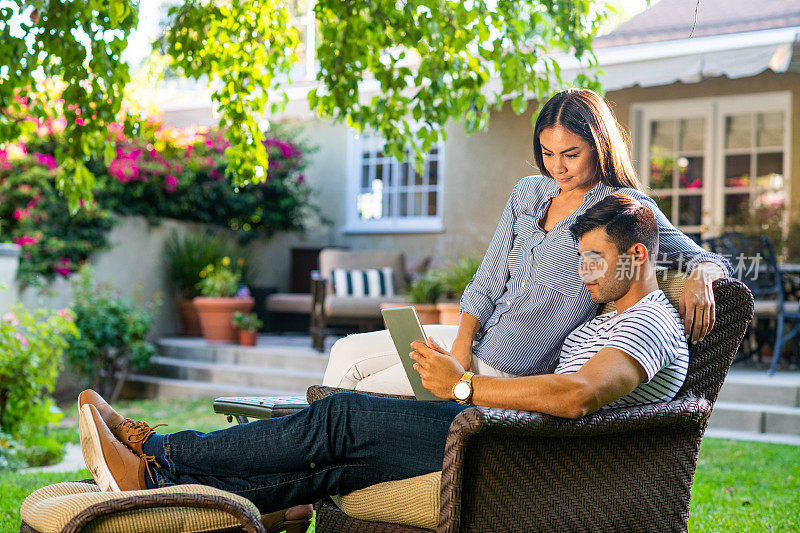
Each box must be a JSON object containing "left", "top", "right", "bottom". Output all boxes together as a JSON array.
[{"left": 454, "top": 381, "right": 471, "bottom": 400}]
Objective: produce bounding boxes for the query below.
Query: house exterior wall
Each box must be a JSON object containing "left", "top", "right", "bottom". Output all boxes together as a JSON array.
[
  {"left": 291, "top": 103, "right": 541, "bottom": 269},
  {"left": 605, "top": 70, "right": 800, "bottom": 225}
]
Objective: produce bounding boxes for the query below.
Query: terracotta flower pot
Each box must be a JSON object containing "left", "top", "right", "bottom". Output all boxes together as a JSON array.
[
  {"left": 193, "top": 297, "right": 254, "bottom": 343},
  {"left": 177, "top": 298, "right": 203, "bottom": 337},
  {"left": 379, "top": 302, "right": 440, "bottom": 325},
  {"left": 436, "top": 302, "right": 461, "bottom": 325},
  {"left": 238, "top": 329, "right": 258, "bottom": 346}
]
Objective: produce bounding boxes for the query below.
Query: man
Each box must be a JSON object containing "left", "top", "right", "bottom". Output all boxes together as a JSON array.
[{"left": 78, "top": 193, "right": 689, "bottom": 517}]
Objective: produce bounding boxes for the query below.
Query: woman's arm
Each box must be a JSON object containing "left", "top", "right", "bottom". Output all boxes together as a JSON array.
[
  {"left": 458, "top": 182, "right": 520, "bottom": 326},
  {"left": 455, "top": 182, "right": 523, "bottom": 364},
  {"left": 631, "top": 192, "right": 731, "bottom": 343}
]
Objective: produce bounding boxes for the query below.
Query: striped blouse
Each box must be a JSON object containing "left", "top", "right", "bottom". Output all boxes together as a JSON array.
[
  {"left": 554, "top": 290, "right": 689, "bottom": 407},
  {"left": 460, "top": 175, "right": 732, "bottom": 376}
]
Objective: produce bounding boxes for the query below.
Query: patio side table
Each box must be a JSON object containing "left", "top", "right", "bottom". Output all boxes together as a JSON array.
[{"left": 213, "top": 396, "right": 309, "bottom": 424}]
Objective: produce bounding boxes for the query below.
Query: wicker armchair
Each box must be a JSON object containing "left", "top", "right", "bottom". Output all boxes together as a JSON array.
[{"left": 308, "top": 278, "right": 754, "bottom": 533}]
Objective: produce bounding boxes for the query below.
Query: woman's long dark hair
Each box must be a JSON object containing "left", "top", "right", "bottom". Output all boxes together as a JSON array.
[{"left": 533, "top": 89, "right": 642, "bottom": 191}]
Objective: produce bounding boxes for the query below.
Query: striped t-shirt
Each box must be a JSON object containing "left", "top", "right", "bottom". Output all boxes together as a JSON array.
[{"left": 554, "top": 290, "right": 689, "bottom": 408}]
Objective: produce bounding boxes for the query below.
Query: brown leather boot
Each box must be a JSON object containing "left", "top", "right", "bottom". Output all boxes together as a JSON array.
[
  {"left": 79, "top": 404, "right": 160, "bottom": 491},
  {"left": 78, "top": 389, "right": 165, "bottom": 455}
]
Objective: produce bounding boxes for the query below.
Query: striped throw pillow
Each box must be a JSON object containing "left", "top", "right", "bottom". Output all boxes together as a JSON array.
[{"left": 331, "top": 268, "right": 395, "bottom": 297}]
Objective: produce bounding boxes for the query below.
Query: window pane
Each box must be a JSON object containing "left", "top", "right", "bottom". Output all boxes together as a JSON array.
[
  {"left": 725, "top": 114, "right": 752, "bottom": 149},
  {"left": 650, "top": 120, "right": 674, "bottom": 153},
  {"left": 413, "top": 192, "right": 424, "bottom": 216},
  {"left": 427, "top": 191, "right": 437, "bottom": 216},
  {"left": 757, "top": 112, "right": 784, "bottom": 147},
  {"left": 384, "top": 190, "right": 393, "bottom": 217},
  {"left": 357, "top": 179, "right": 383, "bottom": 220},
  {"left": 756, "top": 152, "right": 783, "bottom": 189},
  {"left": 677, "top": 156, "right": 703, "bottom": 189},
  {"left": 429, "top": 147, "right": 438, "bottom": 156},
  {"left": 400, "top": 162, "right": 409, "bottom": 187},
  {"left": 375, "top": 163, "right": 384, "bottom": 182},
  {"left": 385, "top": 163, "right": 393, "bottom": 186},
  {"left": 724, "top": 193, "right": 751, "bottom": 225},
  {"left": 754, "top": 189, "right": 785, "bottom": 221},
  {"left": 428, "top": 160, "right": 438, "bottom": 185},
  {"left": 654, "top": 195, "right": 673, "bottom": 221},
  {"left": 414, "top": 169, "right": 423, "bottom": 186},
  {"left": 679, "top": 118, "right": 704, "bottom": 151},
  {"left": 399, "top": 193, "right": 408, "bottom": 216},
  {"left": 724, "top": 154, "right": 750, "bottom": 187},
  {"left": 649, "top": 156, "right": 673, "bottom": 189},
  {"left": 678, "top": 195, "right": 702, "bottom": 226},
  {"left": 361, "top": 164, "right": 370, "bottom": 189}
]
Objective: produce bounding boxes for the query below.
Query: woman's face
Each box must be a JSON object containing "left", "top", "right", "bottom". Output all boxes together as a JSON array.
[{"left": 539, "top": 125, "right": 598, "bottom": 195}]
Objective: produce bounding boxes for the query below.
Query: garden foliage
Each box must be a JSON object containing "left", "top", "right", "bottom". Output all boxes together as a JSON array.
[
  {"left": 0, "top": 303, "right": 78, "bottom": 468},
  {"left": 64, "top": 266, "right": 159, "bottom": 403},
  {"left": 0, "top": 103, "right": 311, "bottom": 287},
  {"left": 1, "top": 1, "right": 607, "bottom": 201}
]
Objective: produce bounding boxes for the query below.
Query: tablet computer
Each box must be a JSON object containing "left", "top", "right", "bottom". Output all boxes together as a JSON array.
[{"left": 381, "top": 306, "right": 448, "bottom": 402}]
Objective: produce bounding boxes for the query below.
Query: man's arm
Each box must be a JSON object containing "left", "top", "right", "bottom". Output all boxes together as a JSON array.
[{"left": 410, "top": 340, "right": 646, "bottom": 419}]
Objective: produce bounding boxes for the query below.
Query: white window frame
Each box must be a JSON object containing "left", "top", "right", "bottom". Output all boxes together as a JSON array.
[
  {"left": 633, "top": 91, "right": 792, "bottom": 238},
  {"left": 342, "top": 130, "right": 445, "bottom": 234}
]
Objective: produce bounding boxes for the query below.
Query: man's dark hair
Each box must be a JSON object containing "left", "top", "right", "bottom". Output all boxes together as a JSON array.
[{"left": 569, "top": 193, "right": 659, "bottom": 260}]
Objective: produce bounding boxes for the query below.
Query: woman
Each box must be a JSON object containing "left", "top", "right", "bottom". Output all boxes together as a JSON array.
[{"left": 323, "top": 88, "right": 731, "bottom": 394}]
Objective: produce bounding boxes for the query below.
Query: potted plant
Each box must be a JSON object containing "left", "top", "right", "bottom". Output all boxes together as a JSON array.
[
  {"left": 232, "top": 311, "right": 262, "bottom": 346},
  {"left": 164, "top": 231, "right": 233, "bottom": 336},
  {"left": 193, "top": 257, "right": 254, "bottom": 343},
  {"left": 399, "top": 273, "right": 443, "bottom": 324},
  {"left": 436, "top": 256, "right": 481, "bottom": 325}
]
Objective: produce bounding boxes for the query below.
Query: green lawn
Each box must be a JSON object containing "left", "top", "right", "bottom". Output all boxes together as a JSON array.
[{"left": 2, "top": 399, "right": 798, "bottom": 531}]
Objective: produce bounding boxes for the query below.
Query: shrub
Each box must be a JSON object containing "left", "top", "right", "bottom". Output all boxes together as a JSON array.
[
  {"left": 404, "top": 273, "right": 443, "bottom": 304},
  {"left": 2, "top": 100, "right": 319, "bottom": 286},
  {"left": 232, "top": 311, "right": 262, "bottom": 332},
  {"left": 197, "top": 258, "right": 244, "bottom": 298},
  {"left": 65, "top": 266, "right": 159, "bottom": 402},
  {"left": 164, "top": 231, "right": 247, "bottom": 299},
  {"left": 0, "top": 160, "right": 115, "bottom": 287},
  {"left": 437, "top": 256, "right": 482, "bottom": 299},
  {"left": 0, "top": 304, "right": 78, "bottom": 468}
]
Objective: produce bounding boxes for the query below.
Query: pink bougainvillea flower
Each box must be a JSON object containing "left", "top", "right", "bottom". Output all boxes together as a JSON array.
[
  {"left": 165, "top": 174, "right": 178, "bottom": 193},
  {"left": 107, "top": 122, "right": 125, "bottom": 141},
  {"left": 210, "top": 168, "right": 221, "bottom": 180},
  {"left": 297, "top": 174, "right": 305, "bottom": 184},
  {"left": 52, "top": 117, "right": 67, "bottom": 133},
  {"left": 13, "top": 235, "right": 38, "bottom": 246},
  {"left": 108, "top": 148, "right": 140, "bottom": 183},
  {"left": 2, "top": 312, "right": 19, "bottom": 326},
  {"left": 12, "top": 208, "right": 27, "bottom": 220},
  {"left": 57, "top": 308, "right": 73, "bottom": 321},
  {"left": 53, "top": 257, "right": 72, "bottom": 277},
  {"left": 34, "top": 153, "right": 57, "bottom": 170},
  {"left": 75, "top": 117, "right": 86, "bottom": 126},
  {"left": 16, "top": 332, "right": 28, "bottom": 347}
]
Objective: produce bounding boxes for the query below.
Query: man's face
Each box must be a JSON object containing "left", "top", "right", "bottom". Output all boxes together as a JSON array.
[{"left": 577, "top": 228, "right": 632, "bottom": 304}]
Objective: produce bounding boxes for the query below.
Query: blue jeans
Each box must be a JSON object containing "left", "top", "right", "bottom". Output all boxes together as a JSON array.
[{"left": 143, "top": 392, "right": 469, "bottom": 512}]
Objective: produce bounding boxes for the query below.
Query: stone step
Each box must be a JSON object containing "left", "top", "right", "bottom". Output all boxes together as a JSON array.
[
  {"left": 124, "top": 374, "right": 307, "bottom": 400},
  {"left": 718, "top": 371, "right": 800, "bottom": 407},
  {"left": 157, "top": 338, "right": 329, "bottom": 373},
  {"left": 704, "top": 429, "right": 800, "bottom": 446},
  {"left": 145, "top": 355, "right": 324, "bottom": 393},
  {"left": 709, "top": 401, "right": 800, "bottom": 436}
]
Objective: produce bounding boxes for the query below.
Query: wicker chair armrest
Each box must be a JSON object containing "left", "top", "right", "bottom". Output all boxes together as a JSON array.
[
  {"left": 307, "top": 384, "right": 415, "bottom": 403},
  {"left": 449, "top": 396, "right": 711, "bottom": 439},
  {"left": 60, "top": 492, "right": 266, "bottom": 533}
]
